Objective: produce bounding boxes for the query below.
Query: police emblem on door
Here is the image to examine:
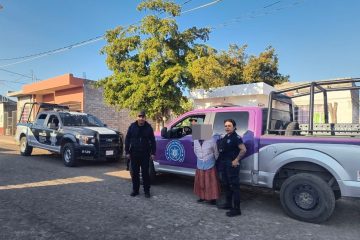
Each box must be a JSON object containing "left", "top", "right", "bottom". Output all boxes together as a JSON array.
[{"left": 165, "top": 140, "right": 185, "bottom": 163}]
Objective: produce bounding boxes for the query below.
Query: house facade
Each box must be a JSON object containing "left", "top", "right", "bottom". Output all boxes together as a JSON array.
[
  {"left": 0, "top": 95, "right": 17, "bottom": 135},
  {"left": 8, "top": 74, "right": 134, "bottom": 135}
]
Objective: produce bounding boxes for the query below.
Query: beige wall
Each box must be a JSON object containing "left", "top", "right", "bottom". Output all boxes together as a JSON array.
[
  {"left": 16, "top": 96, "right": 33, "bottom": 123},
  {"left": 292, "top": 90, "right": 359, "bottom": 123}
]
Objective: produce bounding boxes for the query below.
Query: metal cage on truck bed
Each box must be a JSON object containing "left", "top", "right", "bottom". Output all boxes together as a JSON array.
[
  {"left": 266, "top": 78, "right": 360, "bottom": 136},
  {"left": 19, "top": 102, "right": 69, "bottom": 123}
]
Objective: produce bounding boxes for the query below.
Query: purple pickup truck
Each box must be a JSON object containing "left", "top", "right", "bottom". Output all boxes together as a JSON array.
[{"left": 153, "top": 78, "right": 360, "bottom": 223}]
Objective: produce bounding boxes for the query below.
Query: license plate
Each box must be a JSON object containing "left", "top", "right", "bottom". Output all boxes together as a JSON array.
[{"left": 106, "top": 150, "right": 114, "bottom": 156}]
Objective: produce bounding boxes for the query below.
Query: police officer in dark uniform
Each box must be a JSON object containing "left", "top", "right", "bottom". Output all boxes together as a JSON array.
[
  {"left": 217, "top": 119, "right": 247, "bottom": 217},
  {"left": 125, "top": 110, "right": 156, "bottom": 198}
]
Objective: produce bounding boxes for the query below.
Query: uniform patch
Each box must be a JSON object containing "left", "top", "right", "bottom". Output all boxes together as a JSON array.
[
  {"left": 165, "top": 140, "right": 185, "bottom": 163},
  {"left": 227, "top": 139, "right": 231, "bottom": 144}
]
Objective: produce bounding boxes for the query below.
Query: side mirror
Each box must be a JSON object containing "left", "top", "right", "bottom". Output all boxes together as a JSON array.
[
  {"left": 104, "top": 124, "right": 107, "bottom": 127},
  {"left": 161, "top": 127, "right": 168, "bottom": 138}
]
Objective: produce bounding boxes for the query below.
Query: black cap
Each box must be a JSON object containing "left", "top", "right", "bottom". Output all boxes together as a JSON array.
[{"left": 138, "top": 110, "right": 146, "bottom": 117}]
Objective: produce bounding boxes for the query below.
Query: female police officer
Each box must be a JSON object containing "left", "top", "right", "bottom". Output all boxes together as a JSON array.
[{"left": 217, "top": 119, "right": 247, "bottom": 217}]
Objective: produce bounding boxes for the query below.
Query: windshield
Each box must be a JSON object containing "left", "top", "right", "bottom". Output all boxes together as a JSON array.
[{"left": 59, "top": 113, "right": 104, "bottom": 127}]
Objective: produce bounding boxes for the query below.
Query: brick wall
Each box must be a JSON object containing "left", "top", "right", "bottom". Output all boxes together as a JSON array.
[{"left": 83, "top": 81, "right": 134, "bottom": 135}]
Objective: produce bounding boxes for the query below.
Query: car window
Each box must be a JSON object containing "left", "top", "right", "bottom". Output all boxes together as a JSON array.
[
  {"left": 35, "top": 113, "right": 47, "bottom": 126},
  {"left": 168, "top": 114, "right": 205, "bottom": 138},
  {"left": 173, "top": 115, "right": 205, "bottom": 128},
  {"left": 88, "top": 115, "right": 105, "bottom": 127},
  {"left": 213, "top": 112, "right": 249, "bottom": 135},
  {"left": 59, "top": 113, "right": 104, "bottom": 127}
]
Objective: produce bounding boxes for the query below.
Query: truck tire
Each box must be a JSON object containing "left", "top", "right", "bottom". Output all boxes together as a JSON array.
[
  {"left": 20, "top": 136, "right": 33, "bottom": 156},
  {"left": 280, "top": 173, "right": 335, "bottom": 223},
  {"left": 62, "top": 143, "right": 77, "bottom": 167}
]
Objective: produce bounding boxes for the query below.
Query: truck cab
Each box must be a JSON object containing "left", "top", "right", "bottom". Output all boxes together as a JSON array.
[{"left": 155, "top": 107, "right": 260, "bottom": 180}]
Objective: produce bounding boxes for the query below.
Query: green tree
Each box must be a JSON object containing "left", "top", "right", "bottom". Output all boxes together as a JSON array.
[
  {"left": 96, "top": 0, "right": 210, "bottom": 129},
  {"left": 242, "top": 46, "right": 289, "bottom": 86},
  {"left": 190, "top": 44, "right": 288, "bottom": 88}
]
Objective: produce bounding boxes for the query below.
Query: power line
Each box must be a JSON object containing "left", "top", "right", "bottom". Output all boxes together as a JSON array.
[
  {"left": 210, "top": 0, "right": 304, "bottom": 30},
  {"left": 0, "top": 68, "right": 32, "bottom": 78},
  {"left": 0, "top": 0, "right": 223, "bottom": 68},
  {"left": 181, "top": 0, "right": 222, "bottom": 14},
  {"left": 264, "top": 1, "right": 281, "bottom": 9},
  {"left": 0, "top": 35, "right": 104, "bottom": 62},
  {"left": 0, "top": 79, "right": 27, "bottom": 84}
]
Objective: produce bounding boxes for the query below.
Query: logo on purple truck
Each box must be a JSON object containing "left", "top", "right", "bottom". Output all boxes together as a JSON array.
[{"left": 165, "top": 140, "right": 185, "bottom": 163}]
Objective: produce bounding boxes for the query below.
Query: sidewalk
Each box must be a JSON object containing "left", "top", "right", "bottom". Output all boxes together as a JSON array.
[{"left": 0, "top": 135, "right": 16, "bottom": 145}]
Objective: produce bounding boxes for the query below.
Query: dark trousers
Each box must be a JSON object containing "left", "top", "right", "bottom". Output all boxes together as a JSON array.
[
  {"left": 218, "top": 164, "right": 241, "bottom": 209},
  {"left": 130, "top": 153, "right": 150, "bottom": 193}
]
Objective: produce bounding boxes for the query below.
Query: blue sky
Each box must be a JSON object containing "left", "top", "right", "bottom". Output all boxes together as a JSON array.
[{"left": 0, "top": 0, "right": 359, "bottom": 97}]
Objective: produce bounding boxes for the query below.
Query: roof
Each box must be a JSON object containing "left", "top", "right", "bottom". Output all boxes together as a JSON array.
[
  {"left": 0, "top": 94, "right": 17, "bottom": 104},
  {"left": 7, "top": 73, "right": 85, "bottom": 97},
  {"left": 189, "top": 82, "right": 275, "bottom": 99}
]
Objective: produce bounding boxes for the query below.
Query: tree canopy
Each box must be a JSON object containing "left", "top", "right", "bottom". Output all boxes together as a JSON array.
[{"left": 97, "top": 0, "right": 289, "bottom": 128}]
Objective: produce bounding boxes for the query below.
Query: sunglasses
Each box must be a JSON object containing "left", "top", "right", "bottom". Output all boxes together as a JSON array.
[{"left": 138, "top": 115, "right": 145, "bottom": 118}]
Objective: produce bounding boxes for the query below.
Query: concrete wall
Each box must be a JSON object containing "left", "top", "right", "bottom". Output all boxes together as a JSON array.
[
  {"left": 193, "top": 94, "right": 269, "bottom": 109},
  {"left": 191, "top": 82, "right": 274, "bottom": 109}
]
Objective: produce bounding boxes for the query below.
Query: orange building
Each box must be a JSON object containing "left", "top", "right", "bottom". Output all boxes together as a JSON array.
[{"left": 8, "top": 73, "right": 133, "bottom": 135}]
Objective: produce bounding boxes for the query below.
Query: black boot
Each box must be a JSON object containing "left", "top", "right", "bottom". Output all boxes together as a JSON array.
[
  {"left": 226, "top": 205, "right": 241, "bottom": 217},
  {"left": 130, "top": 191, "right": 139, "bottom": 197}
]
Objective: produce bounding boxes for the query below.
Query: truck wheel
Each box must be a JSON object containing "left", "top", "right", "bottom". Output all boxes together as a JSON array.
[
  {"left": 62, "top": 143, "right": 77, "bottom": 167},
  {"left": 280, "top": 173, "right": 335, "bottom": 223},
  {"left": 20, "top": 136, "right": 33, "bottom": 156}
]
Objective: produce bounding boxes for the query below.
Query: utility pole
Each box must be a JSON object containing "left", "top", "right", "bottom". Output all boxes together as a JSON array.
[{"left": 31, "top": 70, "right": 34, "bottom": 82}]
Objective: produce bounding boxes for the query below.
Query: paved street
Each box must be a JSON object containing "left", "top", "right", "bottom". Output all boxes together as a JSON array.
[{"left": 0, "top": 138, "right": 359, "bottom": 240}]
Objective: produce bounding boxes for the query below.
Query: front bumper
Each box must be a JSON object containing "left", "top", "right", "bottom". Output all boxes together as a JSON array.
[
  {"left": 338, "top": 180, "right": 360, "bottom": 198},
  {"left": 74, "top": 144, "right": 121, "bottom": 161}
]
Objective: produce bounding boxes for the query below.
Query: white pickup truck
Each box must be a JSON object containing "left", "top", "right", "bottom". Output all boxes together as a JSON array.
[{"left": 15, "top": 102, "right": 123, "bottom": 167}]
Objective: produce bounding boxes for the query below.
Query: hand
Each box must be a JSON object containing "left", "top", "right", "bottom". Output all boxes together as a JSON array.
[
  {"left": 150, "top": 154, "right": 155, "bottom": 161},
  {"left": 232, "top": 159, "right": 239, "bottom": 167},
  {"left": 126, "top": 154, "right": 131, "bottom": 160}
]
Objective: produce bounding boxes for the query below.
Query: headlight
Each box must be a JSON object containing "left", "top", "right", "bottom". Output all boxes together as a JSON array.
[{"left": 76, "top": 134, "right": 95, "bottom": 145}]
